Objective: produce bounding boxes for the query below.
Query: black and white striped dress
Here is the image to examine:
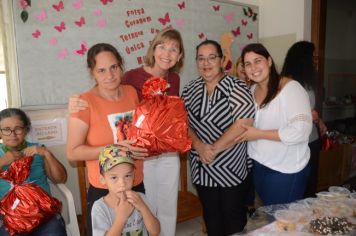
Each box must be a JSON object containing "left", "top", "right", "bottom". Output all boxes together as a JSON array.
[{"left": 182, "top": 75, "right": 255, "bottom": 187}]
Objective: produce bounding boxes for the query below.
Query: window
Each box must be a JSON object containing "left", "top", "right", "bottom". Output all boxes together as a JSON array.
[{"left": 0, "top": 35, "right": 7, "bottom": 110}]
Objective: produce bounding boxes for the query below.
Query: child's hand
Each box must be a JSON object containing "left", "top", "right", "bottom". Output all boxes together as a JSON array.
[
  {"left": 3, "top": 151, "right": 23, "bottom": 165},
  {"left": 115, "top": 192, "right": 134, "bottom": 219},
  {"left": 125, "top": 190, "right": 146, "bottom": 212},
  {"left": 22, "top": 146, "right": 47, "bottom": 157}
]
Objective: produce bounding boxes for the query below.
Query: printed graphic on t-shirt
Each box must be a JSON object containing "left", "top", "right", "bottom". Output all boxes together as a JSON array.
[
  {"left": 107, "top": 110, "right": 134, "bottom": 143},
  {"left": 122, "top": 209, "right": 145, "bottom": 236}
]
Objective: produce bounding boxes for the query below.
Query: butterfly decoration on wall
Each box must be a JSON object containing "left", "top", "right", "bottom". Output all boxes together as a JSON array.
[
  {"left": 177, "top": 1, "right": 185, "bottom": 10},
  {"left": 54, "top": 21, "right": 66, "bottom": 32},
  {"left": 100, "top": 0, "right": 113, "bottom": 5},
  {"left": 243, "top": 7, "right": 258, "bottom": 21},
  {"left": 52, "top": 1, "right": 64, "bottom": 12},
  {"left": 158, "top": 12, "right": 170, "bottom": 26},
  {"left": 31, "top": 29, "right": 41, "bottom": 39},
  {"left": 75, "top": 16, "right": 85, "bottom": 27},
  {"left": 74, "top": 42, "right": 88, "bottom": 56}
]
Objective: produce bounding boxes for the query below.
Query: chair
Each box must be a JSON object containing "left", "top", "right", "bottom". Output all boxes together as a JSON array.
[{"left": 49, "top": 182, "right": 80, "bottom": 236}]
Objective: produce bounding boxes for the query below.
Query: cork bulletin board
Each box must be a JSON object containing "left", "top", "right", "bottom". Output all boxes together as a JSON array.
[{"left": 7, "top": 0, "right": 258, "bottom": 107}]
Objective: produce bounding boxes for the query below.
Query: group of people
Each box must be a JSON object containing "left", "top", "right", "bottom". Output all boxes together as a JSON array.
[{"left": 0, "top": 27, "right": 325, "bottom": 236}]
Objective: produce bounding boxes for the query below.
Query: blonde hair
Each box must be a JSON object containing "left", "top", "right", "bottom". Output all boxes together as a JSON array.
[
  {"left": 231, "top": 56, "right": 243, "bottom": 77},
  {"left": 144, "top": 28, "right": 184, "bottom": 73}
]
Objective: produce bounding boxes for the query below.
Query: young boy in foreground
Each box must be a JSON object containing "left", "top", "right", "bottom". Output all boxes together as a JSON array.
[{"left": 92, "top": 144, "right": 160, "bottom": 236}]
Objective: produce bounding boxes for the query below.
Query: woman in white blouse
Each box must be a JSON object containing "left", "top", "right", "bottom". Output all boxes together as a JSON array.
[{"left": 236, "top": 43, "right": 312, "bottom": 205}]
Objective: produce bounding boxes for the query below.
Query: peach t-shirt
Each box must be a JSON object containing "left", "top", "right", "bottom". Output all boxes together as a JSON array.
[{"left": 71, "top": 85, "right": 143, "bottom": 189}]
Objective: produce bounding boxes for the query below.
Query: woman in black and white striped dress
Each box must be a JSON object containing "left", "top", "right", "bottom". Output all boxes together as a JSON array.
[{"left": 181, "top": 40, "right": 255, "bottom": 236}]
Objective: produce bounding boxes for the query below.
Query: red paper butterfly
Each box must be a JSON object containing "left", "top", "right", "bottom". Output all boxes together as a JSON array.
[
  {"left": 231, "top": 27, "right": 240, "bottom": 37},
  {"left": 75, "top": 42, "right": 88, "bottom": 56},
  {"left": 100, "top": 0, "right": 113, "bottom": 5},
  {"left": 247, "top": 32, "right": 253, "bottom": 40},
  {"left": 158, "top": 12, "right": 170, "bottom": 26},
  {"left": 177, "top": 1, "right": 185, "bottom": 10},
  {"left": 198, "top": 32, "right": 205, "bottom": 39},
  {"left": 52, "top": 1, "right": 64, "bottom": 12},
  {"left": 75, "top": 16, "right": 85, "bottom": 27},
  {"left": 212, "top": 5, "right": 220, "bottom": 11},
  {"left": 32, "top": 30, "right": 41, "bottom": 39},
  {"left": 54, "top": 21, "right": 66, "bottom": 32},
  {"left": 241, "top": 19, "right": 248, "bottom": 26}
]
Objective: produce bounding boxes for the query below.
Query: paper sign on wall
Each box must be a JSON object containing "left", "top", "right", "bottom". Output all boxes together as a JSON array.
[{"left": 27, "top": 118, "right": 67, "bottom": 147}]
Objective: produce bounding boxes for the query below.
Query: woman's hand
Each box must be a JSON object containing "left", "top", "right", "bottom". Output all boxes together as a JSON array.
[
  {"left": 117, "top": 140, "right": 148, "bottom": 160},
  {"left": 3, "top": 151, "right": 23, "bottom": 165},
  {"left": 68, "top": 94, "right": 88, "bottom": 113},
  {"left": 195, "top": 142, "right": 216, "bottom": 164},
  {"left": 235, "top": 124, "right": 261, "bottom": 142},
  {"left": 22, "top": 146, "right": 48, "bottom": 157}
]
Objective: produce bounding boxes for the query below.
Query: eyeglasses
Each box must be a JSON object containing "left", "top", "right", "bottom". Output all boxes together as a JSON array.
[
  {"left": 96, "top": 63, "right": 121, "bottom": 75},
  {"left": 196, "top": 55, "right": 221, "bottom": 64},
  {"left": 0, "top": 126, "right": 27, "bottom": 136},
  {"left": 155, "top": 44, "right": 180, "bottom": 55}
]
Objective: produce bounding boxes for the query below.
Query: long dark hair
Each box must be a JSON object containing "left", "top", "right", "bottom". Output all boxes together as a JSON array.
[
  {"left": 281, "top": 41, "right": 316, "bottom": 90},
  {"left": 241, "top": 43, "right": 280, "bottom": 108}
]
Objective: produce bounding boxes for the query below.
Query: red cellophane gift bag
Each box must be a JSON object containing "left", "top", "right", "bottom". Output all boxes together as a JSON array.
[
  {"left": 0, "top": 156, "right": 62, "bottom": 236},
  {"left": 127, "top": 76, "right": 192, "bottom": 156}
]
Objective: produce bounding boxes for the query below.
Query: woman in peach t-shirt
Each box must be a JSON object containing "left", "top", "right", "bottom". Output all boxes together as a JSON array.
[{"left": 66, "top": 43, "right": 147, "bottom": 236}]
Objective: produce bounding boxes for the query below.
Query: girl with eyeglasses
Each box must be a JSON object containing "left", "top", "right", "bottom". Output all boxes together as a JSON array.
[{"left": 0, "top": 108, "right": 67, "bottom": 235}]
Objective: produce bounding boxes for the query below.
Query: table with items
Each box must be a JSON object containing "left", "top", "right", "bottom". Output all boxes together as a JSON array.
[{"left": 245, "top": 186, "right": 356, "bottom": 235}]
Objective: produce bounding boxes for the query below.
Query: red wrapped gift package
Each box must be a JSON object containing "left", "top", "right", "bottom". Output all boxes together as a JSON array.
[
  {"left": 0, "top": 156, "right": 62, "bottom": 236},
  {"left": 127, "top": 77, "right": 192, "bottom": 156}
]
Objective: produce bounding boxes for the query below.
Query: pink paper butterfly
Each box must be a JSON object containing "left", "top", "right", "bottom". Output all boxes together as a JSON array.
[
  {"left": 75, "top": 16, "right": 85, "bottom": 27},
  {"left": 100, "top": 0, "right": 113, "bottom": 5},
  {"left": 241, "top": 19, "right": 248, "bottom": 26},
  {"left": 224, "top": 12, "right": 235, "bottom": 23},
  {"left": 175, "top": 18, "right": 185, "bottom": 29},
  {"left": 93, "top": 9, "right": 102, "bottom": 16},
  {"left": 72, "top": 0, "right": 83, "bottom": 10},
  {"left": 75, "top": 42, "right": 88, "bottom": 56},
  {"left": 54, "top": 21, "right": 66, "bottom": 32},
  {"left": 58, "top": 48, "right": 68, "bottom": 59},
  {"left": 52, "top": 1, "right": 64, "bottom": 12},
  {"left": 177, "top": 1, "right": 185, "bottom": 10},
  {"left": 48, "top": 37, "right": 58, "bottom": 45},
  {"left": 158, "top": 12, "right": 170, "bottom": 26},
  {"left": 32, "top": 30, "right": 41, "bottom": 39},
  {"left": 96, "top": 18, "right": 107, "bottom": 27},
  {"left": 231, "top": 27, "right": 240, "bottom": 37},
  {"left": 35, "top": 10, "right": 47, "bottom": 21},
  {"left": 212, "top": 5, "right": 220, "bottom": 11},
  {"left": 247, "top": 33, "right": 253, "bottom": 40}
]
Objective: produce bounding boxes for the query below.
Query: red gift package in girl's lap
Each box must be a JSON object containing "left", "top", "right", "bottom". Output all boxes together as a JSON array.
[
  {"left": 127, "top": 77, "right": 192, "bottom": 156},
  {"left": 0, "top": 156, "right": 61, "bottom": 236}
]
